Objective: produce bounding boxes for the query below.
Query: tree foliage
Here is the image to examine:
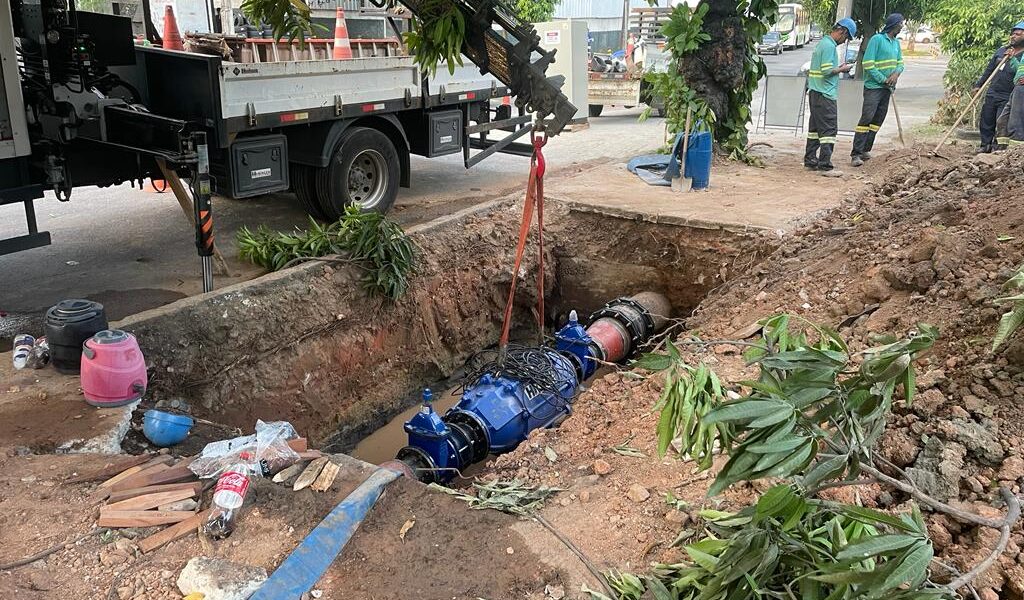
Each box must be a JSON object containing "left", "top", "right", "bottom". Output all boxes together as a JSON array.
[
  {"left": 513, "top": 0, "right": 559, "bottom": 23},
  {"left": 802, "top": 0, "right": 927, "bottom": 33},
  {"left": 929, "top": 0, "right": 1021, "bottom": 124}
]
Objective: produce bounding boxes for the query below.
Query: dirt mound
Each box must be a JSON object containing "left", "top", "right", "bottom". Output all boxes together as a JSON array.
[{"left": 485, "top": 145, "right": 1024, "bottom": 596}]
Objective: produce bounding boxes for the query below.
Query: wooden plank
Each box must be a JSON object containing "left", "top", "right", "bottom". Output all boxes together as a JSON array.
[
  {"left": 100, "top": 465, "right": 146, "bottom": 489},
  {"left": 310, "top": 461, "right": 340, "bottom": 492},
  {"left": 139, "top": 510, "right": 211, "bottom": 554},
  {"left": 272, "top": 462, "right": 307, "bottom": 484},
  {"left": 110, "top": 459, "right": 197, "bottom": 492},
  {"left": 66, "top": 454, "right": 154, "bottom": 484},
  {"left": 287, "top": 438, "right": 308, "bottom": 453},
  {"left": 293, "top": 457, "right": 328, "bottom": 492},
  {"left": 104, "top": 488, "right": 197, "bottom": 512},
  {"left": 110, "top": 463, "right": 175, "bottom": 491},
  {"left": 97, "top": 510, "right": 196, "bottom": 528},
  {"left": 107, "top": 482, "right": 204, "bottom": 504},
  {"left": 136, "top": 455, "right": 175, "bottom": 471},
  {"left": 296, "top": 450, "right": 323, "bottom": 461}
]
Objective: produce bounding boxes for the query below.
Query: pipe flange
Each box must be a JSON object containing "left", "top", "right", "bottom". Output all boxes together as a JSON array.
[
  {"left": 396, "top": 446, "right": 439, "bottom": 484},
  {"left": 588, "top": 297, "right": 656, "bottom": 357},
  {"left": 446, "top": 411, "right": 491, "bottom": 464}
]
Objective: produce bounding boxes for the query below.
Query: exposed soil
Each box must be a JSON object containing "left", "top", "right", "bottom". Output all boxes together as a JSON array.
[
  {"left": 482, "top": 145, "right": 1024, "bottom": 598},
  {"left": 0, "top": 452, "right": 562, "bottom": 600},
  {"left": 2, "top": 143, "right": 1024, "bottom": 600}
]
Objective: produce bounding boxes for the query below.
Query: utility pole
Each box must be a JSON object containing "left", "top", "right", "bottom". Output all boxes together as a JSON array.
[{"left": 620, "top": 0, "right": 629, "bottom": 53}]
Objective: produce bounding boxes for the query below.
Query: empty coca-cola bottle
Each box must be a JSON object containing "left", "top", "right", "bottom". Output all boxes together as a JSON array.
[{"left": 204, "top": 453, "right": 254, "bottom": 539}]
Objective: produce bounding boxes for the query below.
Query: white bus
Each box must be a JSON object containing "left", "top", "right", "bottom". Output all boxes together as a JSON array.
[{"left": 774, "top": 3, "right": 811, "bottom": 50}]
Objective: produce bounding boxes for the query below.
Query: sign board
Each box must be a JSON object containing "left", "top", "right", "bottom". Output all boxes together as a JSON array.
[
  {"left": 837, "top": 79, "right": 866, "bottom": 134},
  {"left": 763, "top": 75, "right": 807, "bottom": 128},
  {"left": 544, "top": 30, "right": 561, "bottom": 45}
]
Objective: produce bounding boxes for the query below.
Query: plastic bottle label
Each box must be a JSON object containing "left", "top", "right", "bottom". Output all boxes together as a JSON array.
[{"left": 213, "top": 471, "right": 250, "bottom": 509}]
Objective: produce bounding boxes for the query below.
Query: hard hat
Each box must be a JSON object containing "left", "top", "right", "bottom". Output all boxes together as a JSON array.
[
  {"left": 836, "top": 17, "right": 857, "bottom": 39},
  {"left": 1013, "top": 21, "right": 1024, "bottom": 32},
  {"left": 882, "top": 13, "right": 905, "bottom": 33}
]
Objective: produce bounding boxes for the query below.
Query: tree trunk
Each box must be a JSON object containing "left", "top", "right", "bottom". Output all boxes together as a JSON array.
[
  {"left": 906, "top": 20, "right": 917, "bottom": 53},
  {"left": 855, "top": 24, "right": 877, "bottom": 81},
  {"left": 678, "top": 0, "right": 747, "bottom": 122}
]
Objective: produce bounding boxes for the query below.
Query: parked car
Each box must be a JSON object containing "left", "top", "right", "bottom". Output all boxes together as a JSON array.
[
  {"left": 900, "top": 26, "right": 938, "bottom": 44},
  {"left": 810, "top": 24, "right": 823, "bottom": 40},
  {"left": 758, "top": 31, "right": 784, "bottom": 55}
]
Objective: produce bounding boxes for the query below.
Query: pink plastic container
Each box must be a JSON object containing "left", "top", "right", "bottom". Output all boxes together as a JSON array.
[{"left": 80, "top": 330, "right": 148, "bottom": 408}]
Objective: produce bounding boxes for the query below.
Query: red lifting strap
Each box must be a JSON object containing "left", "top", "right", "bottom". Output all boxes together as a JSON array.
[{"left": 498, "top": 132, "right": 548, "bottom": 354}]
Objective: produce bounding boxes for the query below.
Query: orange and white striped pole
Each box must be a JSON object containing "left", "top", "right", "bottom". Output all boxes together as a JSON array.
[{"left": 332, "top": 7, "right": 353, "bottom": 59}]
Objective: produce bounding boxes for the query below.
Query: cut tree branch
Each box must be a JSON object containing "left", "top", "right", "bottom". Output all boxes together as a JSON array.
[{"left": 944, "top": 488, "right": 1021, "bottom": 592}]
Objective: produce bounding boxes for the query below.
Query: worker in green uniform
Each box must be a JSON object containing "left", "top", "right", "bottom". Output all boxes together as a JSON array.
[
  {"left": 805, "top": 18, "right": 857, "bottom": 173},
  {"left": 851, "top": 13, "right": 905, "bottom": 167}
]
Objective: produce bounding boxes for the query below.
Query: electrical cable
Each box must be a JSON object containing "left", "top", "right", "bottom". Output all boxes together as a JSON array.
[{"left": 459, "top": 344, "right": 574, "bottom": 420}]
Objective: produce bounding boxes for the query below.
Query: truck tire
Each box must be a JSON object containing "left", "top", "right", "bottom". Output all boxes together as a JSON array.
[
  {"left": 589, "top": 104, "right": 604, "bottom": 118},
  {"left": 316, "top": 126, "right": 400, "bottom": 219},
  {"left": 291, "top": 164, "right": 331, "bottom": 221}
]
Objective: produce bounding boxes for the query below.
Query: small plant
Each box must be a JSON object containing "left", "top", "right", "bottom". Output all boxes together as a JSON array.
[
  {"left": 236, "top": 206, "right": 417, "bottom": 300},
  {"left": 993, "top": 264, "right": 1024, "bottom": 352}
]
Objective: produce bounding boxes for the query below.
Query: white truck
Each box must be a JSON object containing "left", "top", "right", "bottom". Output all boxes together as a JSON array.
[
  {"left": 0, "top": 0, "right": 575, "bottom": 258},
  {"left": 586, "top": 7, "right": 671, "bottom": 118}
]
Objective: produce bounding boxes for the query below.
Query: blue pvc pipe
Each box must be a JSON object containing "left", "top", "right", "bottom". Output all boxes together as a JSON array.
[{"left": 249, "top": 467, "right": 402, "bottom": 600}]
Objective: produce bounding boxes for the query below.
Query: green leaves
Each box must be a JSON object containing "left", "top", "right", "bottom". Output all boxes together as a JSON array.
[
  {"left": 237, "top": 206, "right": 417, "bottom": 300},
  {"left": 404, "top": 0, "right": 466, "bottom": 77},
  {"left": 992, "top": 264, "right": 1024, "bottom": 352},
  {"left": 649, "top": 354, "right": 732, "bottom": 470},
  {"left": 240, "top": 0, "right": 324, "bottom": 45}
]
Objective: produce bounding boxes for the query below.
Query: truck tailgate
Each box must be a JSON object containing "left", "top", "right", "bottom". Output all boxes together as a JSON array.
[{"left": 587, "top": 73, "right": 641, "bottom": 106}]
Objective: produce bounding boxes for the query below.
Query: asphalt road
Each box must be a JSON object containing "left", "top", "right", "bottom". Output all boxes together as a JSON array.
[{"left": 0, "top": 43, "right": 947, "bottom": 331}]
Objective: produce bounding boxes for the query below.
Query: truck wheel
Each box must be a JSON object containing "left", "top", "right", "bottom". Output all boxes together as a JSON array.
[
  {"left": 318, "top": 127, "right": 400, "bottom": 219},
  {"left": 291, "top": 164, "right": 331, "bottom": 221},
  {"left": 589, "top": 104, "right": 604, "bottom": 118}
]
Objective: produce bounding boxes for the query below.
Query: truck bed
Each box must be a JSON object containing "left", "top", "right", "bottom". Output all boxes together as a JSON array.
[{"left": 125, "top": 47, "right": 502, "bottom": 148}]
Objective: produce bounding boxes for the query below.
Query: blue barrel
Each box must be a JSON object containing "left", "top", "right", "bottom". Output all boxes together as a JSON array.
[{"left": 684, "top": 131, "right": 713, "bottom": 190}]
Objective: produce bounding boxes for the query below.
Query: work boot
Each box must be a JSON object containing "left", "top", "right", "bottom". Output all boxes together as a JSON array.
[
  {"left": 995, "top": 144, "right": 1008, "bottom": 152},
  {"left": 821, "top": 169, "right": 844, "bottom": 178},
  {"left": 861, "top": 152, "right": 872, "bottom": 160},
  {"left": 979, "top": 145, "right": 992, "bottom": 154},
  {"left": 851, "top": 156, "right": 864, "bottom": 167},
  {"left": 804, "top": 161, "right": 819, "bottom": 170}
]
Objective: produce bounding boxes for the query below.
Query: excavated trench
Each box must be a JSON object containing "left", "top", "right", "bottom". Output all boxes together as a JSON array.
[{"left": 120, "top": 199, "right": 774, "bottom": 460}]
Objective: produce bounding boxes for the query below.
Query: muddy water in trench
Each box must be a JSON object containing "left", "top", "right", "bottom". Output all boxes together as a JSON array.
[{"left": 349, "top": 387, "right": 463, "bottom": 466}]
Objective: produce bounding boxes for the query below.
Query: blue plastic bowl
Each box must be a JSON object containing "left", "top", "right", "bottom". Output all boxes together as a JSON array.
[{"left": 143, "top": 410, "right": 194, "bottom": 447}]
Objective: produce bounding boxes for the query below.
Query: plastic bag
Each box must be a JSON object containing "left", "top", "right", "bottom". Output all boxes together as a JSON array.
[{"left": 190, "top": 420, "right": 301, "bottom": 479}]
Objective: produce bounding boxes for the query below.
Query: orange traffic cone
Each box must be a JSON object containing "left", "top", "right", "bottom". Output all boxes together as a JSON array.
[
  {"left": 332, "top": 7, "right": 352, "bottom": 60},
  {"left": 162, "top": 6, "right": 183, "bottom": 51}
]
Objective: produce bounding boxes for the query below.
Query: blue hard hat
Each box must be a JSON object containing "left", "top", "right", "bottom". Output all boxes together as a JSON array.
[
  {"left": 836, "top": 17, "right": 857, "bottom": 39},
  {"left": 883, "top": 13, "right": 905, "bottom": 32},
  {"left": 1013, "top": 21, "right": 1024, "bottom": 32}
]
